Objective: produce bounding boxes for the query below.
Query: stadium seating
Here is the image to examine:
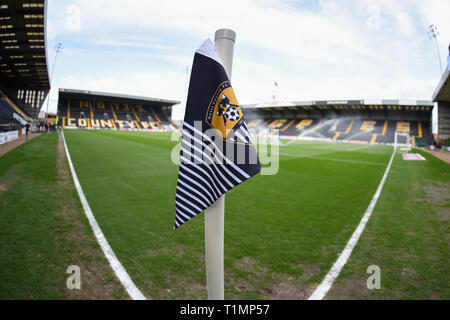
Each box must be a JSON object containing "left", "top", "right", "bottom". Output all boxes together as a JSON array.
[
  {"left": 0, "top": 98, "right": 24, "bottom": 132},
  {"left": 0, "top": 98, "right": 14, "bottom": 121},
  {"left": 58, "top": 98, "right": 175, "bottom": 131},
  {"left": 246, "top": 117, "right": 432, "bottom": 145}
]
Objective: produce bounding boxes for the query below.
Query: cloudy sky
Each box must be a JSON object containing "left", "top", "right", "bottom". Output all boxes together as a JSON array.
[{"left": 45, "top": 0, "right": 450, "bottom": 119}]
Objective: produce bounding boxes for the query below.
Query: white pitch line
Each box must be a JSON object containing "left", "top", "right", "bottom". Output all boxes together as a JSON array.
[
  {"left": 61, "top": 131, "right": 146, "bottom": 300},
  {"left": 308, "top": 146, "right": 397, "bottom": 300}
]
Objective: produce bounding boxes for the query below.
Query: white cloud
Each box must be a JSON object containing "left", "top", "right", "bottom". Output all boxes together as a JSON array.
[{"left": 44, "top": 0, "right": 449, "bottom": 118}]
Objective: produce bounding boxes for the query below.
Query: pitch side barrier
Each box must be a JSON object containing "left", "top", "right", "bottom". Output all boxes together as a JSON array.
[{"left": 0, "top": 130, "right": 19, "bottom": 146}]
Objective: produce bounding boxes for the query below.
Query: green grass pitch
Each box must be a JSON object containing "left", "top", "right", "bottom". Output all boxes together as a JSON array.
[{"left": 1, "top": 130, "right": 448, "bottom": 299}]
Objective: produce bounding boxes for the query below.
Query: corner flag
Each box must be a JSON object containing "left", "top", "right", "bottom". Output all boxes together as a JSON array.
[{"left": 174, "top": 39, "right": 260, "bottom": 229}]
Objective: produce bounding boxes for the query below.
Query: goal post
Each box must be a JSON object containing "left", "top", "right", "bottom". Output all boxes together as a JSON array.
[{"left": 394, "top": 132, "right": 412, "bottom": 152}]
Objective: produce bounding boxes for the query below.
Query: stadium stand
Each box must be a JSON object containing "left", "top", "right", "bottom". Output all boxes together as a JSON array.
[
  {"left": 432, "top": 49, "right": 450, "bottom": 149},
  {"left": 0, "top": 95, "right": 25, "bottom": 132},
  {"left": 0, "top": 0, "right": 49, "bottom": 134},
  {"left": 57, "top": 89, "right": 180, "bottom": 131},
  {"left": 243, "top": 100, "right": 433, "bottom": 146}
]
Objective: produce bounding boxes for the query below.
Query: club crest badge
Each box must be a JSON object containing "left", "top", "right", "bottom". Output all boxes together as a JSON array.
[{"left": 206, "top": 81, "right": 247, "bottom": 143}]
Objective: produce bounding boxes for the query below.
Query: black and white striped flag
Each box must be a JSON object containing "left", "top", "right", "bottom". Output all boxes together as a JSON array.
[{"left": 174, "top": 39, "right": 261, "bottom": 229}]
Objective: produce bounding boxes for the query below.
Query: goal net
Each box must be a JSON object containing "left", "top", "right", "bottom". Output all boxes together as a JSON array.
[{"left": 394, "top": 132, "right": 412, "bottom": 152}]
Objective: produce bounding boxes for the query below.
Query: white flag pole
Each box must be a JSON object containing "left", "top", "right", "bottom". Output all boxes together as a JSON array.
[{"left": 204, "top": 28, "right": 236, "bottom": 300}]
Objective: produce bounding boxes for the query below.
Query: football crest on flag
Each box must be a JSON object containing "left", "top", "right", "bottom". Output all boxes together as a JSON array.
[
  {"left": 206, "top": 81, "right": 245, "bottom": 143},
  {"left": 173, "top": 38, "right": 261, "bottom": 229}
]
